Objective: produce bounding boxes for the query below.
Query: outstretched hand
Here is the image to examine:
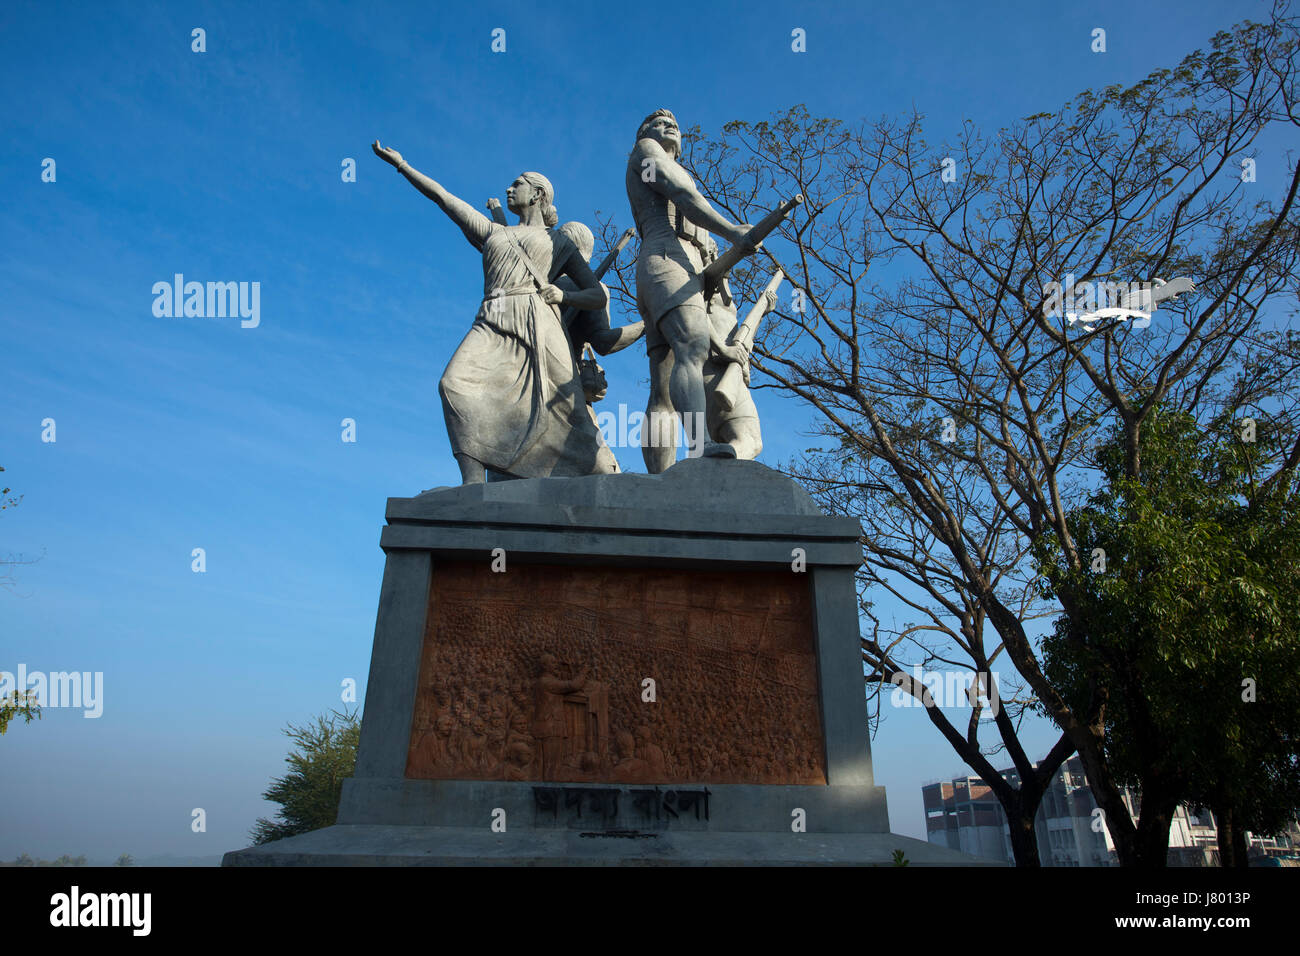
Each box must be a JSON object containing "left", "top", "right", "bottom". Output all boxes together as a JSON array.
[{"left": 372, "top": 140, "right": 405, "bottom": 168}]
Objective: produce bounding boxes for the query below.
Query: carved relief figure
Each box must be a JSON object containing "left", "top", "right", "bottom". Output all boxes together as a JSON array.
[
  {"left": 613, "top": 729, "right": 649, "bottom": 777},
  {"left": 635, "top": 724, "right": 667, "bottom": 778},
  {"left": 531, "top": 652, "right": 591, "bottom": 779},
  {"left": 405, "top": 564, "right": 827, "bottom": 785}
]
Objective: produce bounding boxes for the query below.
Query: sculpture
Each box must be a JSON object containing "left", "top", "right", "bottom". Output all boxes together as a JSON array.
[
  {"left": 374, "top": 110, "right": 795, "bottom": 482},
  {"left": 555, "top": 222, "right": 645, "bottom": 368},
  {"left": 626, "top": 109, "right": 799, "bottom": 472},
  {"left": 626, "top": 109, "right": 756, "bottom": 470},
  {"left": 698, "top": 256, "right": 780, "bottom": 463},
  {"left": 372, "top": 141, "right": 619, "bottom": 483}
]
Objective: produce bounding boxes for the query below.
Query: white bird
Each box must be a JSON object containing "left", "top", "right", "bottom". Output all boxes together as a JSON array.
[{"left": 1067, "top": 276, "right": 1195, "bottom": 331}]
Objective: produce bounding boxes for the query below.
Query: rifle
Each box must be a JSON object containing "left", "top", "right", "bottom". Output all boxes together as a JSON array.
[
  {"left": 701, "top": 195, "right": 802, "bottom": 294},
  {"left": 560, "top": 227, "right": 636, "bottom": 326},
  {"left": 714, "top": 269, "right": 785, "bottom": 413},
  {"left": 486, "top": 197, "right": 509, "bottom": 225}
]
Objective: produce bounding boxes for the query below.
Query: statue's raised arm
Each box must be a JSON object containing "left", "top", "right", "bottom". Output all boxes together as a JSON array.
[
  {"left": 372, "top": 140, "right": 495, "bottom": 250},
  {"left": 629, "top": 118, "right": 750, "bottom": 247}
]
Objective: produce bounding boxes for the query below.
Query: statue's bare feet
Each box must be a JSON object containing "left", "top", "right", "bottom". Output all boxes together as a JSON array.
[{"left": 703, "top": 442, "right": 737, "bottom": 459}]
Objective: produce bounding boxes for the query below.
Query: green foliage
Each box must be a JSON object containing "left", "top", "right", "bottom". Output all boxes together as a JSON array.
[
  {"left": 5, "top": 853, "right": 87, "bottom": 867},
  {"left": 114, "top": 854, "right": 134, "bottom": 867},
  {"left": 251, "top": 709, "right": 361, "bottom": 845},
  {"left": 892, "top": 848, "right": 911, "bottom": 867},
  {"left": 1035, "top": 406, "right": 1300, "bottom": 834},
  {"left": 0, "top": 690, "right": 41, "bottom": 736}
]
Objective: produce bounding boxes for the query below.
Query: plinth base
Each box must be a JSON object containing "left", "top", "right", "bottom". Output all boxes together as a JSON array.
[
  {"left": 222, "top": 824, "right": 996, "bottom": 866},
  {"left": 224, "top": 460, "right": 1001, "bottom": 867}
]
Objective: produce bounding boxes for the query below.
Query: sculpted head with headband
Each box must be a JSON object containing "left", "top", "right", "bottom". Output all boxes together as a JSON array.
[
  {"left": 636, "top": 108, "right": 681, "bottom": 160},
  {"left": 506, "top": 171, "right": 558, "bottom": 227}
]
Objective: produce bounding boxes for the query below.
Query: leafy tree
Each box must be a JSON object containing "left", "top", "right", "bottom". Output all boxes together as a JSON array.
[
  {"left": 0, "top": 691, "right": 40, "bottom": 736},
  {"left": 114, "top": 854, "right": 134, "bottom": 867},
  {"left": 6, "top": 853, "right": 87, "bottom": 867},
  {"left": 251, "top": 709, "right": 360, "bottom": 845},
  {"left": 1036, "top": 405, "right": 1300, "bottom": 865}
]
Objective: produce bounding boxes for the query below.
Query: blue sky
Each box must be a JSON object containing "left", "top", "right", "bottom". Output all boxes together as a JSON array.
[{"left": 0, "top": 0, "right": 1275, "bottom": 860}]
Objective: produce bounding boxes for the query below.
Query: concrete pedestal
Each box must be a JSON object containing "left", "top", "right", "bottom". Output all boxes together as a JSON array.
[{"left": 223, "top": 458, "right": 994, "bottom": 866}]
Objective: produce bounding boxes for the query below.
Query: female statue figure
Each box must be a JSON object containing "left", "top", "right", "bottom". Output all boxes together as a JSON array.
[{"left": 372, "top": 141, "right": 620, "bottom": 483}]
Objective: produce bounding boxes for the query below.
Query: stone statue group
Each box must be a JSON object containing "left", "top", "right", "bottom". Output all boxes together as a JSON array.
[{"left": 373, "top": 108, "right": 791, "bottom": 484}]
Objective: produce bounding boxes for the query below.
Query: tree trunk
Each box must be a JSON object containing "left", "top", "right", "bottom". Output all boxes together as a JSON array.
[
  {"left": 1131, "top": 780, "right": 1179, "bottom": 868},
  {"left": 1083, "top": 767, "right": 1178, "bottom": 866},
  {"left": 1232, "top": 821, "right": 1250, "bottom": 867},
  {"left": 995, "top": 788, "right": 1047, "bottom": 867},
  {"left": 1216, "top": 803, "right": 1237, "bottom": 867},
  {"left": 1134, "top": 805, "right": 1174, "bottom": 867},
  {"left": 1006, "top": 807, "right": 1043, "bottom": 867},
  {"left": 1213, "top": 801, "right": 1252, "bottom": 868},
  {"left": 1071, "top": 731, "right": 1143, "bottom": 866}
]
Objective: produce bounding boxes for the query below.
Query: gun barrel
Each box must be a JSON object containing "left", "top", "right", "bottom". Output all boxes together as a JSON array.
[
  {"left": 716, "top": 269, "right": 784, "bottom": 412},
  {"left": 561, "top": 227, "right": 636, "bottom": 327},
  {"left": 592, "top": 228, "right": 636, "bottom": 281},
  {"left": 728, "top": 269, "right": 786, "bottom": 349},
  {"left": 702, "top": 194, "right": 802, "bottom": 285}
]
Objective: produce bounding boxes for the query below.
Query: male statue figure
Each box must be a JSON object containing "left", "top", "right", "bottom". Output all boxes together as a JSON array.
[{"left": 627, "top": 109, "right": 754, "bottom": 473}]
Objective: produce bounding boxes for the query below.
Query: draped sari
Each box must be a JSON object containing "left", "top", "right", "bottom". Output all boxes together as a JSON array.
[{"left": 439, "top": 223, "right": 619, "bottom": 477}]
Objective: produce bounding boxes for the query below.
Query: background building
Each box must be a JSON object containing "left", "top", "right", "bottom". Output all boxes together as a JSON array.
[{"left": 922, "top": 756, "right": 1298, "bottom": 866}]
